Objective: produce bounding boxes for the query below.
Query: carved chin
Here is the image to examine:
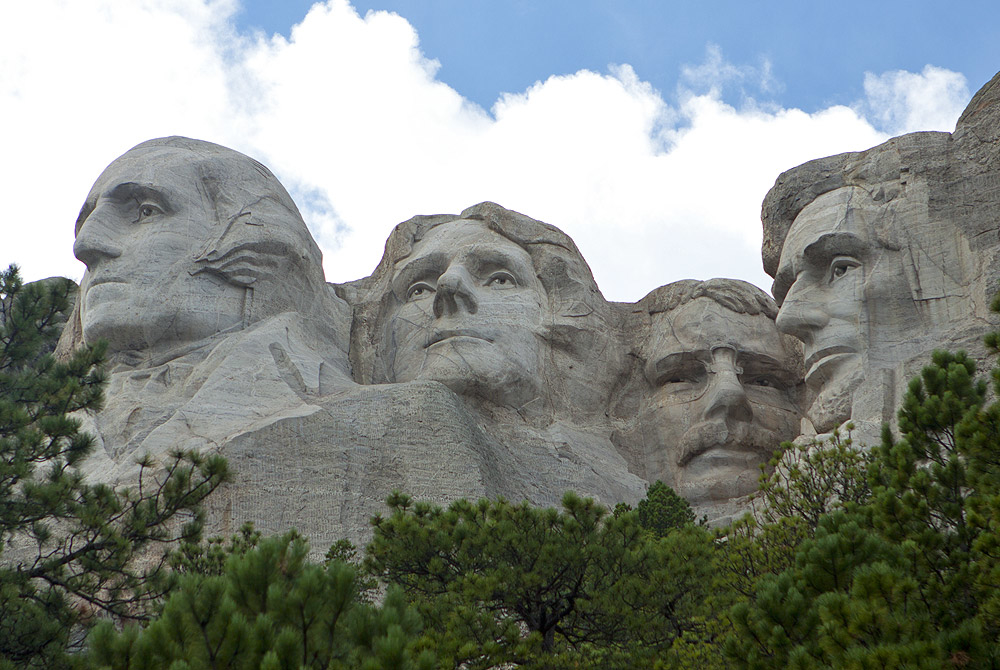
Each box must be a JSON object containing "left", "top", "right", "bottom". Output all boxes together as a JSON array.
[
  {"left": 416, "top": 359, "right": 541, "bottom": 410},
  {"left": 807, "top": 363, "right": 864, "bottom": 433}
]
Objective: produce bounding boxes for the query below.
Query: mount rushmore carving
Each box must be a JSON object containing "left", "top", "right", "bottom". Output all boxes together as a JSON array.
[{"left": 53, "top": 71, "right": 1000, "bottom": 543}]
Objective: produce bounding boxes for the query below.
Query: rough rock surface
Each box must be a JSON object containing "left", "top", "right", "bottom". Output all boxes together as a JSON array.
[{"left": 762, "top": 70, "right": 1000, "bottom": 444}]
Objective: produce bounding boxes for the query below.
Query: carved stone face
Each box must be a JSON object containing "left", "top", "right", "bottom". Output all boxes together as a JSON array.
[
  {"left": 772, "top": 187, "right": 877, "bottom": 432},
  {"left": 74, "top": 148, "right": 245, "bottom": 357},
  {"left": 640, "top": 298, "right": 799, "bottom": 505},
  {"left": 383, "top": 218, "right": 547, "bottom": 408}
]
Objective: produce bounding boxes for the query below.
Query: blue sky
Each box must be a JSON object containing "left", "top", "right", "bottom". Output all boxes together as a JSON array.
[
  {"left": 236, "top": 1, "right": 1000, "bottom": 121},
  {"left": 3, "top": 1, "right": 997, "bottom": 300}
]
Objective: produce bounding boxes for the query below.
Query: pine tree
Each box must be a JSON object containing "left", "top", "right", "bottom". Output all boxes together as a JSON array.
[
  {"left": 726, "top": 347, "right": 1000, "bottom": 668},
  {"left": 637, "top": 480, "right": 695, "bottom": 537},
  {"left": 83, "top": 532, "right": 434, "bottom": 670},
  {"left": 364, "top": 491, "right": 715, "bottom": 669},
  {"left": 0, "top": 264, "right": 230, "bottom": 669}
]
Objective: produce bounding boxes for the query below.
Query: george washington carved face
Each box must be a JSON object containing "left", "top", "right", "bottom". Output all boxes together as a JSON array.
[{"left": 74, "top": 146, "right": 245, "bottom": 357}]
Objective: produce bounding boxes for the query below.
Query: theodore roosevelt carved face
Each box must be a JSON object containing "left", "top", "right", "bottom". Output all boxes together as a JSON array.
[
  {"left": 639, "top": 281, "right": 800, "bottom": 505},
  {"left": 381, "top": 218, "right": 547, "bottom": 408}
]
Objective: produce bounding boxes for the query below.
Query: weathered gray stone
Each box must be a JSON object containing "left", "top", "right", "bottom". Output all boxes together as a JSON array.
[
  {"left": 61, "top": 142, "right": 649, "bottom": 548},
  {"left": 57, "top": 136, "right": 354, "bottom": 478},
  {"left": 609, "top": 279, "right": 803, "bottom": 523},
  {"left": 762, "top": 71, "right": 1000, "bottom": 442}
]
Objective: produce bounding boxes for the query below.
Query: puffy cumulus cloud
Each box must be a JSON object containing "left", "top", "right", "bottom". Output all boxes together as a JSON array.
[
  {"left": 0, "top": 0, "right": 971, "bottom": 304},
  {"left": 1, "top": 0, "right": 244, "bottom": 283},
  {"left": 861, "top": 65, "right": 971, "bottom": 135}
]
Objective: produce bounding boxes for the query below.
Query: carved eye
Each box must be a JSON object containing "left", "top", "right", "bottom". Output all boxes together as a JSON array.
[
  {"left": 406, "top": 281, "right": 435, "bottom": 301},
  {"left": 486, "top": 271, "right": 516, "bottom": 289},
  {"left": 137, "top": 202, "right": 163, "bottom": 221},
  {"left": 656, "top": 364, "right": 705, "bottom": 387},
  {"left": 748, "top": 376, "right": 783, "bottom": 389},
  {"left": 829, "top": 257, "right": 860, "bottom": 282}
]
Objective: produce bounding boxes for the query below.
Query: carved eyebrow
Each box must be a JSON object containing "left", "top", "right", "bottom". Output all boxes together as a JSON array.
[
  {"left": 391, "top": 253, "right": 446, "bottom": 296},
  {"left": 75, "top": 196, "right": 98, "bottom": 235},
  {"left": 462, "top": 244, "right": 534, "bottom": 279},
  {"left": 772, "top": 269, "right": 793, "bottom": 306},
  {"left": 773, "top": 231, "right": 867, "bottom": 304},
  {"left": 75, "top": 182, "right": 172, "bottom": 235},
  {"left": 105, "top": 182, "right": 171, "bottom": 209},
  {"left": 802, "top": 232, "right": 867, "bottom": 264},
  {"left": 645, "top": 350, "right": 708, "bottom": 385},
  {"left": 738, "top": 352, "right": 798, "bottom": 383}
]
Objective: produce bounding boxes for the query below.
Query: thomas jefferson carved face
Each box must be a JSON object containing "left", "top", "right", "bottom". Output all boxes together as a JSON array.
[
  {"left": 641, "top": 298, "right": 799, "bottom": 504},
  {"left": 74, "top": 147, "right": 245, "bottom": 357},
  {"left": 772, "top": 187, "right": 883, "bottom": 432},
  {"left": 382, "top": 218, "right": 547, "bottom": 408}
]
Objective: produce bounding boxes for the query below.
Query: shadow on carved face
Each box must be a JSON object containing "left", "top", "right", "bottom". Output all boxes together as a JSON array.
[{"left": 773, "top": 187, "right": 881, "bottom": 432}]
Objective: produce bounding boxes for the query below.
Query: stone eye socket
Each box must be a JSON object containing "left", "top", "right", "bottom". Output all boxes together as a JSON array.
[
  {"left": 742, "top": 375, "right": 778, "bottom": 388},
  {"left": 137, "top": 202, "right": 163, "bottom": 221},
  {"left": 406, "top": 281, "right": 435, "bottom": 301},
  {"left": 829, "top": 257, "right": 860, "bottom": 282},
  {"left": 656, "top": 363, "right": 705, "bottom": 387},
  {"left": 486, "top": 271, "right": 516, "bottom": 288}
]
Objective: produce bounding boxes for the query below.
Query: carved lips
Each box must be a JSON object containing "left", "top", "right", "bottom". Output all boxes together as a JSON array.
[
  {"left": 425, "top": 329, "right": 496, "bottom": 348},
  {"left": 85, "top": 275, "right": 127, "bottom": 289},
  {"left": 803, "top": 345, "right": 858, "bottom": 388}
]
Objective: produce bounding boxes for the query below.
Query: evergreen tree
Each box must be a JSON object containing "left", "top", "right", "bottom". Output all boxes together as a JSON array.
[
  {"left": 364, "top": 491, "right": 715, "bottom": 669},
  {"left": 637, "top": 480, "right": 695, "bottom": 537},
  {"left": 83, "top": 532, "right": 434, "bottom": 670},
  {"left": 0, "top": 265, "right": 229, "bottom": 669},
  {"left": 726, "top": 348, "right": 1000, "bottom": 668}
]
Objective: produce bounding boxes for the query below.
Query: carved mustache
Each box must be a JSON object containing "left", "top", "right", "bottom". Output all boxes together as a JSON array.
[{"left": 675, "top": 421, "right": 778, "bottom": 467}]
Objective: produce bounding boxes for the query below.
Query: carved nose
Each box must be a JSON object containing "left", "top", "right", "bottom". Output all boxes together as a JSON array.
[
  {"left": 703, "top": 371, "right": 753, "bottom": 425},
  {"left": 73, "top": 210, "right": 122, "bottom": 268},
  {"left": 433, "top": 267, "right": 478, "bottom": 318},
  {"left": 775, "top": 286, "right": 828, "bottom": 343}
]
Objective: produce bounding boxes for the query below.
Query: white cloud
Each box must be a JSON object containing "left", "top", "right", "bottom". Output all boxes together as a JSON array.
[
  {"left": 0, "top": 1, "right": 971, "bottom": 303},
  {"left": 679, "top": 43, "right": 780, "bottom": 97},
  {"left": 861, "top": 65, "right": 970, "bottom": 135}
]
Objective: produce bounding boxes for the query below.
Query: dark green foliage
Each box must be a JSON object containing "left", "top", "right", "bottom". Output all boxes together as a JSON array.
[
  {"left": 167, "top": 522, "right": 262, "bottom": 577},
  {"left": 727, "top": 348, "right": 1000, "bottom": 668},
  {"left": 84, "top": 532, "right": 434, "bottom": 670},
  {"left": 637, "top": 480, "right": 695, "bottom": 537},
  {"left": 365, "top": 490, "right": 716, "bottom": 669},
  {"left": 0, "top": 265, "right": 230, "bottom": 669}
]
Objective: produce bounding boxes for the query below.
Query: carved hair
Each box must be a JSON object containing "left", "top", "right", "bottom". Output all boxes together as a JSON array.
[{"left": 637, "top": 278, "right": 777, "bottom": 319}]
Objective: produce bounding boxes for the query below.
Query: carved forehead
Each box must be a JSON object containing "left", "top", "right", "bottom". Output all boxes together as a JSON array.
[
  {"left": 781, "top": 188, "right": 873, "bottom": 257},
  {"left": 77, "top": 147, "right": 208, "bottom": 235},
  {"left": 649, "top": 298, "right": 790, "bottom": 362},
  {"left": 392, "top": 218, "right": 536, "bottom": 277}
]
